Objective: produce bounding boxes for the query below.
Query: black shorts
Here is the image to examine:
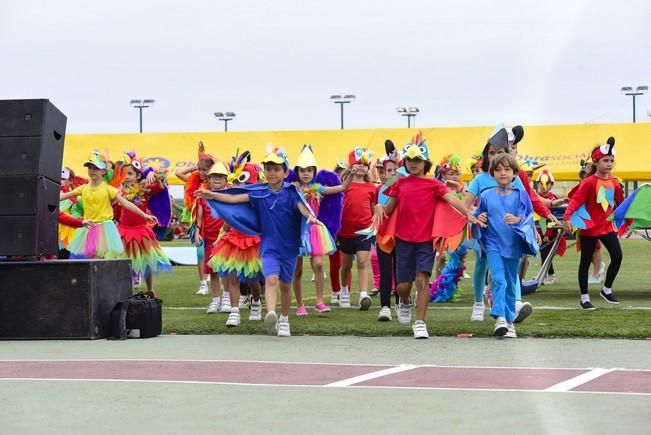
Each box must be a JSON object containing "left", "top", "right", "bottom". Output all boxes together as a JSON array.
[
  {"left": 395, "top": 238, "right": 435, "bottom": 283},
  {"left": 336, "top": 235, "right": 373, "bottom": 255}
]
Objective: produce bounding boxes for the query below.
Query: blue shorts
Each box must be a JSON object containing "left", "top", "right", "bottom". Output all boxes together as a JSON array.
[
  {"left": 262, "top": 255, "right": 297, "bottom": 284},
  {"left": 336, "top": 235, "right": 373, "bottom": 255},
  {"left": 395, "top": 238, "right": 435, "bottom": 283}
]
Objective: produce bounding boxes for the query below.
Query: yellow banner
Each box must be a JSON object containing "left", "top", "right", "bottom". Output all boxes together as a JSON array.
[{"left": 63, "top": 123, "right": 651, "bottom": 184}]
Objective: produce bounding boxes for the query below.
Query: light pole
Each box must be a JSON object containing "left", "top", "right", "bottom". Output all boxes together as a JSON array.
[
  {"left": 620, "top": 86, "right": 648, "bottom": 123},
  {"left": 214, "top": 112, "right": 236, "bottom": 132},
  {"left": 330, "top": 94, "right": 355, "bottom": 129},
  {"left": 396, "top": 107, "right": 419, "bottom": 128},
  {"left": 130, "top": 99, "right": 155, "bottom": 133}
]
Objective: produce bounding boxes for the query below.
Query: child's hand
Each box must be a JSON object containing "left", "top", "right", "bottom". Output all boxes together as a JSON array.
[
  {"left": 145, "top": 171, "right": 156, "bottom": 184},
  {"left": 476, "top": 212, "right": 488, "bottom": 225},
  {"left": 445, "top": 180, "right": 460, "bottom": 190},
  {"left": 82, "top": 220, "right": 96, "bottom": 228},
  {"left": 194, "top": 189, "right": 210, "bottom": 199},
  {"left": 504, "top": 213, "right": 521, "bottom": 225},
  {"left": 194, "top": 232, "right": 203, "bottom": 247},
  {"left": 306, "top": 215, "right": 318, "bottom": 225},
  {"left": 374, "top": 204, "right": 387, "bottom": 226},
  {"left": 145, "top": 214, "right": 159, "bottom": 225},
  {"left": 467, "top": 212, "right": 487, "bottom": 228},
  {"left": 563, "top": 220, "right": 573, "bottom": 234}
]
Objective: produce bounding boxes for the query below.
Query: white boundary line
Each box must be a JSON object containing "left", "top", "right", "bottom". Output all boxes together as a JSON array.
[
  {"left": 544, "top": 368, "right": 615, "bottom": 392},
  {"left": 325, "top": 364, "right": 419, "bottom": 387}
]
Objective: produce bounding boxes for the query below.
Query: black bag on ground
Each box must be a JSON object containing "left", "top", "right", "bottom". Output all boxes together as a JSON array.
[{"left": 110, "top": 292, "right": 163, "bottom": 339}]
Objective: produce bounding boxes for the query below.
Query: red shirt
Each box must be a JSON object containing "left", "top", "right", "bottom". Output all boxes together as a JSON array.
[
  {"left": 563, "top": 175, "right": 624, "bottom": 237},
  {"left": 385, "top": 176, "right": 449, "bottom": 243},
  {"left": 518, "top": 171, "right": 551, "bottom": 218},
  {"left": 339, "top": 182, "right": 377, "bottom": 238},
  {"left": 198, "top": 198, "right": 224, "bottom": 242}
]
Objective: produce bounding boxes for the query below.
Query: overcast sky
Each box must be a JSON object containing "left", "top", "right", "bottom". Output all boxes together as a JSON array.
[{"left": 2, "top": 0, "right": 650, "bottom": 134}]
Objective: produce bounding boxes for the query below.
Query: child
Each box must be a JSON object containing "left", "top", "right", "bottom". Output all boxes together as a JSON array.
[
  {"left": 375, "top": 132, "right": 481, "bottom": 339},
  {"left": 329, "top": 160, "right": 352, "bottom": 305},
  {"left": 434, "top": 154, "right": 465, "bottom": 276},
  {"left": 465, "top": 152, "right": 482, "bottom": 179},
  {"left": 175, "top": 141, "right": 215, "bottom": 295},
  {"left": 207, "top": 153, "right": 264, "bottom": 325},
  {"left": 473, "top": 153, "right": 538, "bottom": 337},
  {"left": 115, "top": 153, "right": 172, "bottom": 296},
  {"left": 58, "top": 167, "right": 84, "bottom": 259},
  {"left": 563, "top": 137, "right": 624, "bottom": 310},
  {"left": 336, "top": 147, "right": 377, "bottom": 310},
  {"left": 535, "top": 169, "right": 567, "bottom": 285},
  {"left": 196, "top": 148, "right": 318, "bottom": 337},
  {"left": 291, "top": 145, "right": 351, "bottom": 315},
  {"left": 61, "top": 151, "right": 157, "bottom": 259}
]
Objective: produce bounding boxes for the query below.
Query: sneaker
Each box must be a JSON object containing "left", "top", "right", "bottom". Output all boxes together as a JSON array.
[
  {"left": 494, "top": 317, "right": 508, "bottom": 336},
  {"left": 330, "top": 292, "right": 340, "bottom": 306},
  {"left": 463, "top": 272, "right": 471, "bottom": 279},
  {"left": 277, "top": 318, "right": 291, "bottom": 337},
  {"left": 369, "top": 288, "right": 380, "bottom": 297},
  {"left": 310, "top": 273, "right": 316, "bottom": 282},
  {"left": 220, "top": 293, "right": 232, "bottom": 312},
  {"left": 226, "top": 310, "right": 241, "bottom": 327},
  {"left": 504, "top": 323, "right": 517, "bottom": 338},
  {"left": 239, "top": 295, "right": 251, "bottom": 309},
  {"left": 514, "top": 301, "right": 533, "bottom": 323},
  {"left": 377, "top": 306, "right": 392, "bottom": 321},
  {"left": 339, "top": 290, "right": 351, "bottom": 308},
  {"left": 206, "top": 300, "right": 221, "bottom": 314},
  {"left": 600, "top": 290, "right": 619, "bottom": 304},
  {"left": 264, "top": 311, "right": 278, "bottom": 335},
  {"left": 580, "top": 300, "right": 597, "bottom": 310},
  {"left": 295, "top": 306, "right": 309, "bottom": 316},
  {"left": 396, "top": 300, "right": 412, "bottom": 325},
  {"left": 412, "top": 320, "right": 429, "bottom": 339},
  {"left": 196, "top": 281, "right": 209, "bottom": 295},
  {"left": 314, "top": 303, "right": 331, "bottom": 313},
  {"left": 588, "top": 274, "right": 602, "bottom": 284},
  {"left": 359, "top": 292, "right": 372, "bottom": 311},
  {"left": 132, "top": 272, "right": 142, "bottom": 288},
  {"left": 542, "top": 274, "right": 556, "bottom": 285},
  {"left": 470, "top": 302, "right": 485, "bottom": 321},
  {"left": 249, "top": 300, "right": 262, "bottom": 321}
]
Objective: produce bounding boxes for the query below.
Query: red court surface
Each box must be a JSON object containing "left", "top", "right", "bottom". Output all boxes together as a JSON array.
[{"left": 2, "top": 359, "right": 650, "bottom": 395}]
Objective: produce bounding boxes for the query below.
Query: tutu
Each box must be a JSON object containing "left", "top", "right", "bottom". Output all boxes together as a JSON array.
[
  {"left": 68, "top": 221, "right": 125, "bottom": 259},
  {"left": 301, "top": 222, "right": 336, "bottom": 257},
  {"left": 118, "top": 223, "right": 172, "bottom": 276},
  {"left": 59, "top": 224, "right": 78, "bottom": 250},
  {"left": 208, "top": 230, "right": 263, "bottom": 282}
]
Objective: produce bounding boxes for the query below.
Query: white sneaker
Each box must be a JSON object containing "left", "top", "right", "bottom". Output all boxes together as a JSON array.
[
  {"left": 412, "top": 320, "right": 429, "bottom": 339},
  {"left": 220, "top": 293, "right": 232, "bottom": 312},
  {"left": 542, "top": 274, "right": 556, "bottom": 285},
  {"left": 206, "top": 300, "right": 221, "bottom": 314},
  {"left": 470, "top": 302, "right": 484, "bottom": 321},
  {"left": 196, "top": 281, "right": 209, "bottom": 295},
  {"left": 330, "top": 292, "right": 340, "bottom": 306},
  {"left": 339, "top": 289, "right": 351, "bottom": 308},
  {"left": 249, "top": 300, "right": 262, "bottom": 321},
  {"left": 514, "top": 301, "right": 532, "bottom": 323},
  {"left": 359, "top": 291, "right": 372, "bottom": 311},
  {"left": 463, "top": 272, "right": 471, "bottom": 279},
  {"left": 396, "top": 300, "right": 412, "bottom": 325},
  {"left": 277, "top": 318, "right": 291, "bottom": 337},
  {"left": 264, "top": 311, "right": 278, "bottom": 335},
  {"left": 239, "top": 295, "right": 250, "bottom": 309},
  {"left": 226, "top": 310, "right": 241, "bottom": 327},
  {"left": 494, "top": 317, "right": 508, "bottom": 336},
  {"left": 377, "top": 306, "right": 392, "bottom": 321},
  {"left": 599, "top": 261, "right": 606, "bottom": 276},
  {"left": 588, "top": 274, "right": 602, "bottom": 284},
  {"left": 310, "top": 273, "right": 316, "bottom": 282},
  {"left": 505, "top": 323, "right": 517, "bottom": 338}
]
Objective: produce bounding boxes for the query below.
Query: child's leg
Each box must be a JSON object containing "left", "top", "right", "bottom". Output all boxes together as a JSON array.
[
  {"left": 265, "top": 275, "right": 279, "bottom": 313},
  {"left": 210, "top": 272, "right": 221, "bottom": 298},
  {"left": 377, "top": 246, "right": 394, "bottom": 307},
  {"left": 279, "top": 281, "right": 292, "bottom": 317},
  {"left": 227, "top": 275, "right": 240, "bottom": 308},
  {"left": 311, "top": 255, "right": 326, "bottom": 305},
  {"left": 292, "top": 257, "right": 305, "bottom": 308},
  {"left": 486, "top": 251, "right": 507, "bottom": 319},
  {"left": 145, "top": 271, "right": 156, "bottom": 296},
  {"left": 599, "top": 232, "right": 623, "bottom": 288},
  {"left": 355, "top": 250, "right": 370, "bottom": 293},
  {"left": 329, "top": 251, "right": 342, "bottom": 292},
  {"left": 196, "top": 241, "right": 208, "bottom": 281},
  {"left": 578, "top": 236, "right": 598, "bottom": 295},
  {"left": 472, "top": 250, "right": 488, "bottom": 303},
  {"left": 370, "top": 247, "right": 380, "bottom": 290},
  {"left": 503, "top": 257, "right": 521, "bottom": 324},
  {"left": 592, "top": 245, "right": 603, "bottom": 276},
  {"left": 340, "top": 253, "right": 354, "bottom": 290},
  {"left": 414, "top": 272, "right": 431, "bottom": 321},
  {"left": 396, "top": 282, "right": 413, "bottom": 303},
  {"left": 251, "top": 281, "right": 262, "bottom": 302}
]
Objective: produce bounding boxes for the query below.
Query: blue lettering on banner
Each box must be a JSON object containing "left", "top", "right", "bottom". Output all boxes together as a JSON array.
[{"left": 143, "top": 157, "right": 170, "bottom": 169}]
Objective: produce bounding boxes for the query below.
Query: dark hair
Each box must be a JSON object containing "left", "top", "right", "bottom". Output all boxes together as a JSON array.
[
  {"left": 294, "top": 166, "right": 316, "bottom": 182},
  {"left": 405, "top": 158, "right": 433, "bottom": 175},
  {"left": 480, "top": 143, "right": 491, "bottom": 172},
  {"left": 263, "top": 162, "right": 288, "bottom": 172},
  {"left": 489, "top": 153, "right": 519, "bottom": 176}
]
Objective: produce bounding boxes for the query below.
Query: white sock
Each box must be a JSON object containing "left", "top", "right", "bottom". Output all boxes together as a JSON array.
[
  {"left": 201, "top": 280, "right": 208, "bottom": 285},
  {"left": 474, "top": 301, "right": 484, "bottom": 307},
  {"left": 341, "top": 286, "right": 349, "bottom": 293},
  {"left": 580, "top": 294, "right": 590, "bottom": 303},
  {"left": 360, "top": 290, "right": 368, "bottom": 296},
  {"left": 231, "top": 307, "right": 239, "bottom": 313},
  {"left": 279, "top": 315, "right": 289, "bottom": 322},
  {"left": 212, "top": 297, "right": 220, "bottom": 303},
  {"left": 602, "top": 287, "right": 612, "bottom": 295}
]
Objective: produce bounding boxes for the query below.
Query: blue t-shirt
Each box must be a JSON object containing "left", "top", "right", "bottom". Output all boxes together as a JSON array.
[
  {"left": 248, "top": 185, "right": 303, "bottom": 259},
  {"left": 467, "top": 171, "right": 525, "bottom": 198},
  {"left": 476, "top": 187, "right": 523, "bottom": 259}
]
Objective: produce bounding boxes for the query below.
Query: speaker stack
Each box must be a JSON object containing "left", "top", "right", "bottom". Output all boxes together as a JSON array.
[{"left": 0, "top": 99, "right": 67, "bottom": 256}]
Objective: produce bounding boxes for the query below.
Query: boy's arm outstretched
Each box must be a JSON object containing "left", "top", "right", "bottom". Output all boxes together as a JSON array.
[
  {"left": 60, "top": 190, "right": 78, "bottom": 201},
  {"left": 194, "top": 189, "right": 249, "bottom": 204},
  {"left": 322, "top": 168, "right": 354, "bottom": 195},
  {"left": 115, "top": 194, "right": 158, "bottom": 223},
  {"left": 442, "top": 192, "right": 486, "bottom": 227},
  {"left": 297, "top": 202, "right": 318, "bottom": 224}
]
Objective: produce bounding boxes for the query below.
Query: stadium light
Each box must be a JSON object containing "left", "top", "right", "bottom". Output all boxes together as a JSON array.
[
  {"left": 396, "top": 106, "right": 419, "bottom": 128},
  {"left": 130, "top": 99, "right": 155, "bottom": 133},
  {"left": 330, "top": 94, "right": 355, "bottom": 129},
  {"left": 214, "top": 112, "right": 236, "bottom": 132},
  {"left": 621, "top": 86, "right": 648, "bottom": 123}
]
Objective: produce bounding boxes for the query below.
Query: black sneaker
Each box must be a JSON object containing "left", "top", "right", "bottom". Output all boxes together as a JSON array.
[
  {"left": 580, "top": 300, "right": 597, "bottom": 310},
  {"left": 600, "top": 290, "right": 619, "bottom": 304}
]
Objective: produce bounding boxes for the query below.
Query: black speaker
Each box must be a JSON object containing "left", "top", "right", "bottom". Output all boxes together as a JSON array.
[
  {"left": 0, "top": 175, "right": 60, "bottom": 256},
  {"left": 0, "top": 99, "right": 67, "bottom": 182},
  {"left": 0, "top": 259, "right": 133, "bottom": 339}
]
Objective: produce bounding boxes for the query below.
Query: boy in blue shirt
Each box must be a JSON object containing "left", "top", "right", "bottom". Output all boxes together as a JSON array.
[{"left": 196, "top": 149, "right": 316, "bottom": 337}]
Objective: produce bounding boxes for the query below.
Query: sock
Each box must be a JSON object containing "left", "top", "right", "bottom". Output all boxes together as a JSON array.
[
  {"left": 231, "top": 307, "right": 239, "bottom": 313},
  {"left": 200, "top": 280, "right": 208, "bottom": 285},
  {"left": 360, "top": 290, "right": 368, "bottom": 296},
  {"left": 414, "top": 320, "right": 425, "bottom": 325},
  {"left": 602, "top": 287, "right": 612, "bottom": 295},
  {"left": 474, "top": 301, "right": 484, "bottom": 307},
  {"left": 212, "top": 297, "right": 220, "bottom": 303},
  {"left": 279, "top": 315, "right": 289, "bottom": 322},
  {"left": 341, "top": 286, "right": 349, "bottom": 293},
  {"left": 580, "top": 294, "right": 590, "bottom": 303}
]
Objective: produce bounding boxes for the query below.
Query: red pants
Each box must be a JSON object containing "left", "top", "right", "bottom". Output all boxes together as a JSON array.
[{"left": 329, "top": 250, "right": 352, "bottom": 292}]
